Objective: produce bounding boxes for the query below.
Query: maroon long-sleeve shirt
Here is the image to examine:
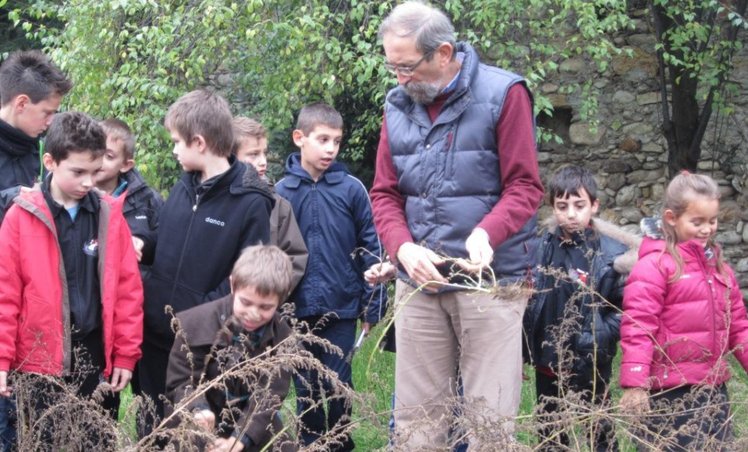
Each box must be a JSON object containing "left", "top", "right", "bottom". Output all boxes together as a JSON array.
[{"left": 370, "top": 84, "right": 544, "bottom": 263}]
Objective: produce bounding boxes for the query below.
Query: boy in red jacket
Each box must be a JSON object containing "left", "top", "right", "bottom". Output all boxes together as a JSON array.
[{"left": 0, "top": 112, "right": 144, "bottom": 449}]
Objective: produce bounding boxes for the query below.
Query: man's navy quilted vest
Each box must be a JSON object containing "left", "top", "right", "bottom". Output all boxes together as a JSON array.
[{"left": 385, "top": 42, "right": 538, "bottom": 280}]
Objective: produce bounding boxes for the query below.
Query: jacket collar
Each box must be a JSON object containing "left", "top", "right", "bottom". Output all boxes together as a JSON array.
[
  {"left": 542, "top": 215, "right": 642, "bottom": 274},
  {"left": 178, "top": 156, "right": 273, "bottom": 201},
  {"left": 184, "top": 295, "right": 282, "bottom": 348},
  {"left": 281, "top": 152, "right": 347, "bottom": 188},
  {"left": 41, "top": 174, "right": 100, "bottom": 218}
]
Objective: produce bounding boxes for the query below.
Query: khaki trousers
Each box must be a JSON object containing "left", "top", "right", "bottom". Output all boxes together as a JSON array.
[{"left": 393, "top": 280, "right": 527, "bottom": 449}]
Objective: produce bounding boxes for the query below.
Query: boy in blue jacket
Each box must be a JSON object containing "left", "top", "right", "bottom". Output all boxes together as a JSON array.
[
  {"left": 275, "top": 102, "right": 386, "bottom": 451},
  {"left": 135, "top": 90, "right": 273, "bottom": 436}
]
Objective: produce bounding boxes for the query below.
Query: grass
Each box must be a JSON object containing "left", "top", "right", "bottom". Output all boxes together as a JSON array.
[
  {"left": 344, "top": 322, "right": 748, "bottom": 451},
  {"left": 118, "top": 322, "right": 748, "bottom": 451}
]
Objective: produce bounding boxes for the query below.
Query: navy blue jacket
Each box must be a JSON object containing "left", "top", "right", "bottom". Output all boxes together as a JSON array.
[
  {"left": 143, "top": 159, "right": 272, "bottom": 348},
  {"left": 275, "top": 153, "right": 386, "bottom": 324}
]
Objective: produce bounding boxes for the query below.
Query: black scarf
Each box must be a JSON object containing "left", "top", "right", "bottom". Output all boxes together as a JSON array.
[{"left": 0, "top": 118, "right": 39, "bottom": 158}]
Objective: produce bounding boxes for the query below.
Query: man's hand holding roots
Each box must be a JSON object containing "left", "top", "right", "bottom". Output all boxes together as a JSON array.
[
  {"left": 458, "top": 228, "right": 493, "bottom": 273},
  {"left": 397, "top": 242, "right": 447, "bottom": 291}
]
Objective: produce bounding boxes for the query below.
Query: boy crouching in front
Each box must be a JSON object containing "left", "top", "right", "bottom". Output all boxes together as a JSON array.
[{"left": 166, "top": 245, "right": 296, "bottom": 452}]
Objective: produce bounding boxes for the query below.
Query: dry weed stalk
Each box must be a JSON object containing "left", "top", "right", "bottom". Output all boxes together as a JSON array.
[{"left": 10, "top": 306, "right": 378, "bottom": 451}]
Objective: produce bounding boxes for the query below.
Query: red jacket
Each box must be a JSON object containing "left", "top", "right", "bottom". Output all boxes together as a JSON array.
[
  {"left": 620, "top": 237, "right": 748, "bottom": 389},
  {"left": 0, "top": 190, "right": 143, "bottom": 377}
]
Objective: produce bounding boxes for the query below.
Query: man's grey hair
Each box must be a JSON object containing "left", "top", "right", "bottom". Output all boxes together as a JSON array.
[{"left": 378, "top": 1, "right": 456, "bottom": 57}]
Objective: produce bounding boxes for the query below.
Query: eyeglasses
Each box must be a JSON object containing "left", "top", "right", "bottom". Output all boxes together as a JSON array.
[{"left": 384, "top": 51, "right": 434, "bottom": 77}]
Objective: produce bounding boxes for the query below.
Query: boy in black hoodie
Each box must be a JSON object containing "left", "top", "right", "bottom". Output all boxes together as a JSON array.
[{"left": 135, "top": 89, "right": 273, "bottom": 436}]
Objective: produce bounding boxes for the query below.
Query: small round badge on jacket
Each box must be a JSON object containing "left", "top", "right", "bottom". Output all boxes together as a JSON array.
[{"left": 83, "top": 238, "right": 99, "bottom": 257}]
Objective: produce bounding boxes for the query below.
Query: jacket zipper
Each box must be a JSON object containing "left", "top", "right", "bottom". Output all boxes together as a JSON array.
[{"left": 168, "top": 191, "right": 200, "bottom": 306}]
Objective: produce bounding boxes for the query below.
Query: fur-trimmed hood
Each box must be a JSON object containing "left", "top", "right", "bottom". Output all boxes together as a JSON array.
[{"left": 540, "top": 216, "right": 642, "bottom": 275}]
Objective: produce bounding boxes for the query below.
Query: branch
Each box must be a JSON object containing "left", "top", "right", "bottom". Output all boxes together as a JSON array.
[
  {"left": 690, "top": 0, "right": 748, "bottom": 157},
  {"left": 648, "top": 1, "right": 674, "bottom": 148}
]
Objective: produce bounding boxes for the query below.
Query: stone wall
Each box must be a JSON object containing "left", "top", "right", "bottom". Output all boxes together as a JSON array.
[{"left": 533, "top": 9, "right": 748, "bottom": 298}]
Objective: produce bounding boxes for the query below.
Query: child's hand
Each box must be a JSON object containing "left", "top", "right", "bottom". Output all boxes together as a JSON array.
[
  {"left": 0, "top": 371, "right": 10, "bottom": 397},
  {"left": 132, "top": 237, "right": 144, "bottom": 262},
  {"left": 620, "top": 388, "right": 650, "bottom": 414},
  {"left": 194, "top": 409, "right": 215, "bottom": 432},
  {"left": 110, "top": 367, "right": 133, "bottom": 392},
  {"left": 364, "top": 261, "right": 397, "bottom": 286},
  {"left": 208, "top": 437, "right": 244, "bottom": 452}
]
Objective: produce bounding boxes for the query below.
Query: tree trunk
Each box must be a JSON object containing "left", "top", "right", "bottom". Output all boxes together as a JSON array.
[{"left": 667, "top": 69, "right": 700, "bottom": 175}]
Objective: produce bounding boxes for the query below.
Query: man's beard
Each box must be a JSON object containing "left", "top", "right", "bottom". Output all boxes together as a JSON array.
[{"left": 403, "top": 80, "right": 442, "bottom": 105}]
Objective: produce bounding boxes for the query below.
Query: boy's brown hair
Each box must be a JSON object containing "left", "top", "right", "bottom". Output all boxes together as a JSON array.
[
  {"left": 231, "top": 245, "right": 293, "bottom": 300},
  {"left": 295, "top": 102, "right": 343, "bottom": 136},
  {"left": 164, "top": 89, "right": 234, "bottom": 157},
  {"left": 232, "top": 116, "right": 267, "bottom": 141},
  {"left": 100, "top": 118, "right": 136, "bottom": 159},
  {"left": 0, "top": 50, "right": 72, "bottom": 106},
  {"left": 232, "top": 116, "right": 267, "bottom": 154},
  {"left": 46, "top": 112, "right": 106, "bottom": 163}
]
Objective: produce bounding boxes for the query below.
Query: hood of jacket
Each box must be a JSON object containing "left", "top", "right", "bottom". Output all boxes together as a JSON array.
[
  {"left": 282, "top": 152, "right": 349, "bottom": 186},
  {"left": 179, "top": 156, "right": 273, "bottom": 202}
]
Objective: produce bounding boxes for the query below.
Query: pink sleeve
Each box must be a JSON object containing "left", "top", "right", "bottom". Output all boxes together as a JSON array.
[
  {"left": 476, "top": 84, "right": 544, "bottom": 248},
  {"left": 619, "top": 257, "right": 667, "bottom": 388},
  {"left": 370, "top": 116, "right": 414, "bottom": 263}
]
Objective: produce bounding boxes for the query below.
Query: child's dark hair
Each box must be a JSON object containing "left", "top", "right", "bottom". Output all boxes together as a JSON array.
[
  {"left": 46, "top": 112, "right": 106, "bottom": 163},
  {"left": 0, "top": 50, "right": 72, "bottom": 106},
  {"left": 164, "top": 89, "right": 234, "bottom": 158},
  {"left": 100, "top": 118, "right": 136, "bottom": 159},
  {"left": 547, "top": 165, "right": 598, "bottom": 205},
  {"left": 295, "top": 102, "right": 343, "bottom": 135}
]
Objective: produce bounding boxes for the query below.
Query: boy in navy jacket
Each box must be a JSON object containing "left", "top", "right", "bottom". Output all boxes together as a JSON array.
[
  {"left": 275, "top": 102, "right": 386, "bottom": 451},
  {"left": 135, "top": 90, "right": 273, "bottom": 434}
]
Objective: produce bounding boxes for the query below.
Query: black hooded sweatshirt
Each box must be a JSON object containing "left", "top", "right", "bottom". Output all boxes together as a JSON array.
[{"left": 142, "top": 158, "right": 273, "bottom": 349}]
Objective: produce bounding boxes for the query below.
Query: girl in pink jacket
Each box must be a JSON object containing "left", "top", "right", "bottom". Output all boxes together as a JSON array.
[{"left": 619, "top": 172, "right": 748, "bottom": 451}]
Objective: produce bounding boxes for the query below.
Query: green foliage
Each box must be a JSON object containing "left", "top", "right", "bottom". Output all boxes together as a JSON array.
[
  {"left": 12, "top": 0, "right": 633, "bottom": 190},
  {"left": 444, "top": 0, "right": 631, "bottom": 122}
]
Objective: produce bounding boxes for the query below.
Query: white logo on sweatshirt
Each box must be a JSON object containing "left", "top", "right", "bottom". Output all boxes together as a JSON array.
[{"left": 205, "top": 217, "right": 226, "bottom": 227}]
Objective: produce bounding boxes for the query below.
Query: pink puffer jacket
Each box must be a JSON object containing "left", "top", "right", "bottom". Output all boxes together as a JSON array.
[{"left": 620, "top": 237, "right": 748, "bottom": 389}]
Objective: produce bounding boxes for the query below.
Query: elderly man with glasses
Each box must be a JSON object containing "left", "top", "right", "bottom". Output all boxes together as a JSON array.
[{"left": 370, "top": 1, "right": 544, "bottom": 449}]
